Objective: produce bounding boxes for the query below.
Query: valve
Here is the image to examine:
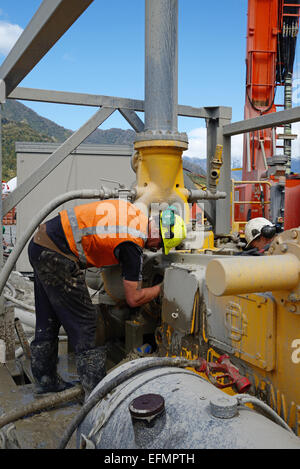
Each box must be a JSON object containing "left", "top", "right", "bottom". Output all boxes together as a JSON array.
[
  {"left": 209, "top": 144, "right": 223, "bottom": 193},
  {"left": 195, "top": 354, "right": 251, "bottom": 393}
]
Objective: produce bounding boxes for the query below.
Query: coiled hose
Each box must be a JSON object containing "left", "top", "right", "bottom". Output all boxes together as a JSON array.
[{"left": 58, "top": 356, "right": 202, "bottom": 449}]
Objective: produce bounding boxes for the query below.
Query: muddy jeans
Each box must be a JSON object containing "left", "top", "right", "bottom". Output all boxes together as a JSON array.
[{"left": 28, "top": 239, "right": 97, "bottom": 354}]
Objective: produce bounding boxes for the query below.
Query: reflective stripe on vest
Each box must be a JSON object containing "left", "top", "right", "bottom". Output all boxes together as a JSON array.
[
  {"left": 66, "top": 208, "right": 147, "bottom": 267},
  {"left": 66, "top": 209, "right": 87, "bottom": 266}
]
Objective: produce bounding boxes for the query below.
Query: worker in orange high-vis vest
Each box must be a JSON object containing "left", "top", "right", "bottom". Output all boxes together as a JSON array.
[{"left": 27, "top": 199, "right": 185, "bottom": 398}]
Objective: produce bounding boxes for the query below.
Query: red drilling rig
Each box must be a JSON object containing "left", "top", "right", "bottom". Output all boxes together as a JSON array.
[{"left": 233, "top": 0, "right": 300, "bottom": 232}]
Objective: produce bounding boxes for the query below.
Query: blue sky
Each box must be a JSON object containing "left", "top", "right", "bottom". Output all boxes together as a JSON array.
[{"left": 0, "top": 0, "right": 288, "bottom": 161}]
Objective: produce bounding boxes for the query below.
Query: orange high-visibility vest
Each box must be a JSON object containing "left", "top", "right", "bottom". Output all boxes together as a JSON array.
[{"left": 60, "top": 199, "right": 148, "bottom": 268}]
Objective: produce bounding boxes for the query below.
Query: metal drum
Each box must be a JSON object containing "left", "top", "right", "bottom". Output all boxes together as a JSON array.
[{"left": 77, "top": 358, "right": 300, "bottom": 449}]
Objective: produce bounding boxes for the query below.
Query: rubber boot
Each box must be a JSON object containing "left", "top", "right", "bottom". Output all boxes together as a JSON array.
[
  {"left": 30, "top": 340, "right": 76, "bottom": 396},
  {"left": 75, "top": 346, "right": 107, "bottom": 399}
]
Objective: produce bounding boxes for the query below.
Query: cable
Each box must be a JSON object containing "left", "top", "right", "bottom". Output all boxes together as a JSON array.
[
  {"left": 235, "top": 394, "right": 294, "bottom": 434},
  {"left": 246, "top": 83, "right": 277, "bottom": 115}
]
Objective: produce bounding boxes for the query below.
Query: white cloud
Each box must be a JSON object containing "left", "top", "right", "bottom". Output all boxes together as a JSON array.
[
  {"left": 183, "top": 127, "right": 207, "bottom": 159},
  {"left": 0, "top": 20, "right": 23, "bottom": 55},
  {"left": 183, "top": 127, "right": 244, "bottom": 165},
  {"left": 231, "top": 134, "right": 244, "bottom": 164}
]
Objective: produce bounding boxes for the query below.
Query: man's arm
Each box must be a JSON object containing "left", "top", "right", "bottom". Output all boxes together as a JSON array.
[
  {"left": 115, "top": 242, "right": 162, "bottom": 308},
  {"left": 123, "top": 280, "right": 161, "bottom": 308}
]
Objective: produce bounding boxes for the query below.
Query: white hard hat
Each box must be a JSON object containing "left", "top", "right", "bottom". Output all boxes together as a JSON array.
[{"left": 244, "top": 217, "right": 274, "bottom": 248}]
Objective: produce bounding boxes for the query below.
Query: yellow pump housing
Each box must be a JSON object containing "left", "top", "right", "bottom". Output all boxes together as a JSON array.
[{"left": 133, "top": 138, "right": 190, "bottom": 220}]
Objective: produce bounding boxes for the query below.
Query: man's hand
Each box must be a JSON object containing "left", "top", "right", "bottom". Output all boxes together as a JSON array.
[
  {"left": 154, "top": 281, "right": 164, "bottom": 306},
  {"left": 123, "top": 279, "right": 161, "bottom": 308},
  {"left": 159, "top": 281, "right": 164, "bottom": 298}
]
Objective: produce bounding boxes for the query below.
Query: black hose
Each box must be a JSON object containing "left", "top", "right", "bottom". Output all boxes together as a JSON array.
[{"left": 58, "top": 356, "right": 201, "bottom": 449}]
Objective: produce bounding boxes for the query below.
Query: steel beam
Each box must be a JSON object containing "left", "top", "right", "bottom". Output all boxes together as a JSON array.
[
  {"left": 118, "top": 109, "right": 145, "bottom": 132},
  {"left": 8, "top": 87, "right": 232, "bottom": 120},
  {"left": 223, "top": 106, "right": 300, "bottom": 136},
  {"left": 0, "top": 0, "right": 94, "bottom": 97},
  {"left": 2, "top": 107, "right": 115, "bottom": 215},
  {"left": 9, "top": 87, "right": 145, "bottom": 111}
]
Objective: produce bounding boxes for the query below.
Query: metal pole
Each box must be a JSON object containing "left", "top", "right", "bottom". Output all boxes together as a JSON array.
[
  {"left": 217, "top": 132, "right": 231, "bottom": 234},
  {"left": 206, "top": 118, "right": 218, "bottom": 227},
  {"left": 145, "top": 0, "right": 178, "bottom": 132},
  {"left": 206, "top": 114, "right": 232, "bottom": 234},
  {"left": 134, "top": 0, "right": 188, "bottom": 211},
  {"left": 284, "top": 72, "right": 292, "bottom": 175},
  {"left": 0, "top": 109, "right": 3, "bottom": 318}
]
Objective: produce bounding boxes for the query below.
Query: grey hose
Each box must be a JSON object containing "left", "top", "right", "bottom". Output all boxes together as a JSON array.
[
  {"left": 4, "top": 282, "right": 17, "bottom": 298},
  {"left": 0, "top": 187, "right": 119, "bottom": 296},
  {"left": 58, "top": 356, "right": 201, "bottom": 449},
  {"left": 0, "top": 385, "right": 84, "bottom": 431},
  {"left": 235, "top": 394, "right": 294, "bottom": 434},
  {"left": 3, "top": 293, "right": 35, "bottom": 312}
]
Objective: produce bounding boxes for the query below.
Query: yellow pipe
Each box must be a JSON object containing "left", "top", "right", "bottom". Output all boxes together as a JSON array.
[
  {"left": 133, "top": 139, "right": 189, "bottom": 218},
  {"left": 205, "top": 254, "right": 300, "bottom": 296}
]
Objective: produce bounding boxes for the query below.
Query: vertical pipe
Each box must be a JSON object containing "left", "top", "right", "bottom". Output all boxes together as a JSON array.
[
  {"left": 272, "top": 127, "right": 276, "bottom": 156},
  {"left": 246, "top": 133, "right": 251, "bottom": 172},
  {"left": 284, "top": 72, "right": 292, "bottom": 175},
  {"left": 0, "top": 111, "right": 3, "bottom": 318},
  {"left": 206, "top": 114, "right": 232, "bottom": 234},
  {"left": 216, "top": 132, "right": 231, "bottom": 234},
  {"left": 134, "top": 0, "right": 188, "bottom": 211},
  {"left": 145, "top": 0, "right": 178, "bottom": 132},
  {"left": 206, "top": 118, "right": 217, "bottom": 227}
]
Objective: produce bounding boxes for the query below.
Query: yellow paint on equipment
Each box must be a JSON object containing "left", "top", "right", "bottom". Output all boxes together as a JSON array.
[
  {"left": 207, "top": 292, "right": 276, "bottom": 370},
  {"left": 133, "top": 139, "right": 190, "bottom": 219},
  {"left": 210, "top": 144, "right": 223, "bottom": 187},
  {"left": 205, "top": 254, "right": 300, "bottom": 296}
]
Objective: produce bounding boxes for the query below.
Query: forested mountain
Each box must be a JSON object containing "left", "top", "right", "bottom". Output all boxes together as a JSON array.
[
  {"left": 1, "top": 99, "right": 205, "bottom": 181},
  {"left": 2, "top": 117, "right": 55, "bottom": 180}
]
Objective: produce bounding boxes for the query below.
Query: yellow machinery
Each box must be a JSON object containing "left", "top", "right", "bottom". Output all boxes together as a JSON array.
[
  {"left": 76, "top": 127, "right": 300, "bottom": 445},
  {"left": 94, "top": 134, "right": 300, "bottom": 438},
  {"left": 81, "top": 125, "right": 300, "bottom": 448},
  {"left": 154, "top": 227, "right": 300, "bottom": 435}
]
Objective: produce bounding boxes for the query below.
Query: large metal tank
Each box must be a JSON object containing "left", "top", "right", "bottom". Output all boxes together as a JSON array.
[{"left": 77, "top": 358, "right": 300, "bottom": 449}]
